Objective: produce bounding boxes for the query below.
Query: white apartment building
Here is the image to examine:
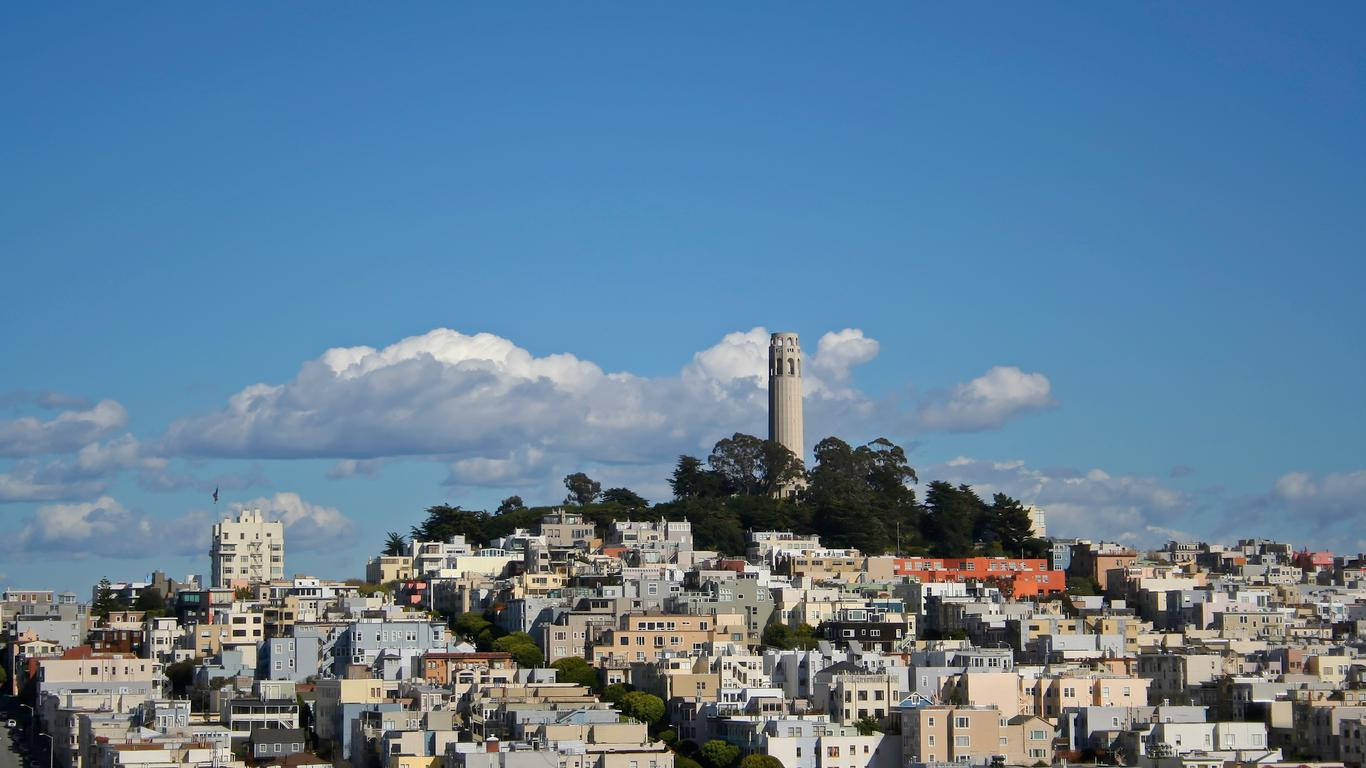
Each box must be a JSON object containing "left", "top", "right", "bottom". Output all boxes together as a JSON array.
[{"left": 211, "top": 509, "right": 285, "bottom": 588}]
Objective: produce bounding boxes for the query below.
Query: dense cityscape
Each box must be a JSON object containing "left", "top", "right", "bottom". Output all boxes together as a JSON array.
[
  {"left": 6, "top": 6, "right": 1363, "bottom": 768},
  {"left": 4, "top": 333, "right": 1364, "bottom": 768}
]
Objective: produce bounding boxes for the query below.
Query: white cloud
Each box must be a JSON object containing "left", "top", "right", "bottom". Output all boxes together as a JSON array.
[
  {"left": 0, "top": 434, "right": 175, "bottom": 503},
  {"left": 916, "top": 366, "right": 1055, "bottom": 432},
  {"left": 926, "top": 458, "right": 1366, "bottom": 551},
  {"left": 164, "top": 327, "right": 899, "bottom": 470},
  {"left": 232, "top": 492, "right": 355, "bottom": 552},
  {"left": 809, "top": 329, "right": 880, "bottom": 390},
  {"left": 4, "top": 496, "right": 208, "bottom": 558},
  {"left": 326, "top": 459, "right": 384, "bottom": 480},
  {"left": 0, "top": 400, "right": 128, "bottom": 457},
  {"left": 444, "top": 447, "right": 550, "bottom": 487},
  {"left": 0, "top": 462, "right": 108, "bottom": 502},
  {"left": 161, "top": 326, "right": 1054, "bottom": 498},
  {"left": 924, "top": 456, "right": 1200, "bottom": 548},
  {"left": 1262, "top": 469, "right": 1366, "bottom": 528}
]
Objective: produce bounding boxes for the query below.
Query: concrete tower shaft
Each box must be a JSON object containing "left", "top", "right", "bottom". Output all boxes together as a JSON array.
[{"left": 767, "top": 331, "right": 804, "bottom": 463}]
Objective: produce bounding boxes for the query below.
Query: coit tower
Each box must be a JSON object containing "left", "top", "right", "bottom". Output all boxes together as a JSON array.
[{"left": 768, "top": 331, "right": 804, "bottom": 464}]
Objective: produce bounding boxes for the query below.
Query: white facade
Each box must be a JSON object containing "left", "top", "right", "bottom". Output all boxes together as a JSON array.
[{"left": 211, "top": 509, "right": 285, "bottom": 588}]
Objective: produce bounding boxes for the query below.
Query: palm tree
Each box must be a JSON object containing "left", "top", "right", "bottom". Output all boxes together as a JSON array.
[{"left": 382, "top": 531, "right": 407, "bottom": 556}]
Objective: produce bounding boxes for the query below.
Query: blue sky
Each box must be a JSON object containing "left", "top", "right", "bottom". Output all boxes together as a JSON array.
[{"left": 2, "top": 3, "right": 1364, "bottom": 592}]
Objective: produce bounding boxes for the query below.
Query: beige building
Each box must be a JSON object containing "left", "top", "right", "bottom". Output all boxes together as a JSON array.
[
  {"left": 313, "top": 678, "right": 398, "bottom": 741},
  {"left": 538, "top": 509, "right": 597, "bottom": 549},
  {"left": 590, "top": 614, "right": 734, "bottom": 665},
  {"left": 211, "top": 508, "right": 285, "bottom": 588},
  {"left": 779, "top": 552, "right": 867, "bottom": 583},
  {"left": 902, "top": 705, "right": 1005, "bottom": 765},
  {"left": 1025, "top": 673, "right": 1150, "bottom": 720},
  {"left": 366, "top": 555, "right": 413, "bottom": 584},
  {"left": 629, "top": 657, "right": 721, "bottom": 702},
  {"left": 1004, "top": 714, "right": 1055, "bottom": 765}
]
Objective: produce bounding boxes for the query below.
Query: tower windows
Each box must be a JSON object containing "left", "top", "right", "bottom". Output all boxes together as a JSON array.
[{"left": 788, "top": 358, "right": 795, "bottom": 375}]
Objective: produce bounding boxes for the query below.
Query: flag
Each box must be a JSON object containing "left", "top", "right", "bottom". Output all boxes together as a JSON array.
[{"left": 212, "top": 486, "right": 219, "bottom": 504}]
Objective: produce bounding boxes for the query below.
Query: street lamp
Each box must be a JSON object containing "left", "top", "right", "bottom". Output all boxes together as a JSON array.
[
  {"left": 40, "top": 731, "right": 54, "bottom": 768},
  {"left": 19, "top": 703, "right": 34, "bottom": 744}
]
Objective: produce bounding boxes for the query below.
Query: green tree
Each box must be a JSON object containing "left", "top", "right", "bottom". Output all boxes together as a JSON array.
[
  {"left": 496, "top": 496, "right": 526, "bottom": 514},
  {"left": 164, "top": 658, "right": 198, "bottom": 696},
  {"left": 1066, "top": 576, "right": 1100, "bottom": 596},
  {"left": 451, "top": 611, "right": 494, "bottom": 645},
  {"left": 988, "top": 493, "right": 1035, "bottom": 555},
  {"left": 601, "top": 487, "right": 649, "bottom": 510},
  {"left": 563, "top": 472, "right": 602, "bottom": 505},
  {"left": 551, "top": 657, "right": 600, "bottom": 690},
  {"left": 382, "top": 531, "right": 407, "bottom": 556},
  {"left": 296, "top": 694, "right": 313, "bottom": 741},
  {"left": 601, "top": 683, "right": 631, "bottom": 704},
  {"left": 854, "top": 715, "right": 881, "bottom": 735},
  {"left": 669, "top": 455, "right": 727, "bottom": 499},
  {"left": 657, "top": 729, "right": 677, "bottom": 746},
  {"left": 699, "top": 739, "right": 741, "bottom": 768},
  {"left": 922, "top": 481, "right": 981, "bottom": 557},
  {"left": 708, "top": 433, "right": 805, "bottom": 496},
  {"left": 675, "top": 758, "right": 704, "bottom": 768},
  {"left": 762, "top": 622, "right": 795, "bottom": 649},
  {"left": 760, "top": 439, "right": 806, "bottom": 494},
  {"left": 410, "top": 504, "right": 487, "bottom": 544},
  {"left": 708, "top": 433, "right": 767, "bottom": 495},
  {"left": 618, "top": 691, "right": 665, "bottom": 729},
  {"left": 134, "top": 588, "right": 166, "bottom": 615},
  {"left": 93, "top": 577, "right": 117, "bottom": 620},
  {"left": 493, "top": 632, "right": 544, "bottom": 668},
  {"left": 807, "top": 437, "right": 920, "bottom": 554},
  {"left": 738, "top": 756, "right": 784, "bottom": 768}
]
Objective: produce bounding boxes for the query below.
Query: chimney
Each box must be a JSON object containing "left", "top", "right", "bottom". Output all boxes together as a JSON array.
[{"left": 485, "top": 739, "right": 499, "bottom": 753}]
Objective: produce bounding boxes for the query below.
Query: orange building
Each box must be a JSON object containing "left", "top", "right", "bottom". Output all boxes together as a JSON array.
[{"left": 893, "top": 557, "right": 1065, "bottom": 598}]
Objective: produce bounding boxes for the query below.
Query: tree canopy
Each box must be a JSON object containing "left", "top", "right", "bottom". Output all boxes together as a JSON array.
[
  {"left": 382, "top": 531, "right": 407, "bottom": 556},
  {"left": 394, "top": 432, "right": 1047, "bottom": 561},
  {"left": 699, "top": 740, "right": 741, "bottom": 768},
  {"left": 563, "top": 472, "right": 602, "bottom": 505}
]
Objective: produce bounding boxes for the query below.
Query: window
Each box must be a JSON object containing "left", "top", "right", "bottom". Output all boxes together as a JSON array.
[
  {"left": 954, "top": 736, "right": 970, "bottom": 747},
  {"left": 955, "top": 717, "right": 969, "bottom": 728}
]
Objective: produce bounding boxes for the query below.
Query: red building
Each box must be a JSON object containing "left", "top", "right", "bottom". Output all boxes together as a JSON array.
[
  {"left": 893, "top": 556, "right": 1064, "bottom": 598},
  {"left": 1293, "top": 550, "right": 1334, "bottom": 572}
]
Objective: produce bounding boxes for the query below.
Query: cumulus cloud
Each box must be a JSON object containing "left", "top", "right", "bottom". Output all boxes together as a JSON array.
[
  {"left": 3, "top": 496, "right": 209, "bottom": 559},
  {"left": 159, "top": 327, "right": 1055, "bottom": 498},
  {"left": 231, "top": 492, "right": 355, "bottom": 552},
  {"left": 0, "top": 400, "right": 128, "bottom": 457},
  {"left": 444, "top": 447, "right": 550, "bottom": 487},
  {"left": 925, "top": 456, "right": 1203, "bottom": 548},
  {"left": 928, "top": 458, "right": 1366, "bottom": 550},
  {"left": 916, "top": 366, "right": 1055, "bottom": 432},
  {"left": 0, "top": 434, "right": 175, "bottom": 503},
  {"left": 0, "top": 462, "right": 108, "bottom": 502},
  {"left": 165, "top": 327, "right": 902, "bottom": 472},
  {"left": 1255, "top": 469, "right": 1366, "bottom": 532}
]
